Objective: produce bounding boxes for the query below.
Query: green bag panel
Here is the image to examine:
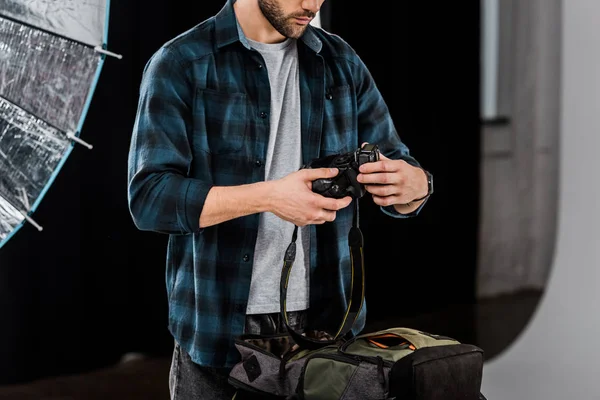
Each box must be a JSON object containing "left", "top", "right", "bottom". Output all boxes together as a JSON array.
[
  {"left": 301, "top": 356, "right": 359, "bottom": 400},
  {"left": 300, "top": 355, "right": 393, "bottom": 400}
]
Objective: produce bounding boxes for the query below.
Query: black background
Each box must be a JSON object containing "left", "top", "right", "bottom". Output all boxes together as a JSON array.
[{"left": 0, "top": 0, "right": 480, "bottom": 384}]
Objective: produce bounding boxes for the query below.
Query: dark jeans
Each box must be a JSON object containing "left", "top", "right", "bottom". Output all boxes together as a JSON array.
[{"left": 169, "top": 310, "right": 308, "bottom": 400}]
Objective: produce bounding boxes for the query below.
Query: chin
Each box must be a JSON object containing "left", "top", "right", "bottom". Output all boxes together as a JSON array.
[{"left": 287, "top": 27, "right": 307, "bottom": 39}]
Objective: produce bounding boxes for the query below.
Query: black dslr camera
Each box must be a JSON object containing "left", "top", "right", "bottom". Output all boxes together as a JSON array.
[{"left": 306, "top": 143, "right": 380, "bottom": 199}]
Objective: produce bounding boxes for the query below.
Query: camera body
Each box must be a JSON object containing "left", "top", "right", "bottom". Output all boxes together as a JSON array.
[{"left": 306, "top": 144, "right": 380, "bottom": 199}]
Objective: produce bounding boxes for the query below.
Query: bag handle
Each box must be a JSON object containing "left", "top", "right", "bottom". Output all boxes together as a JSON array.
[{"left": 279, "top": 199, "right": 365, "bottom": 350}]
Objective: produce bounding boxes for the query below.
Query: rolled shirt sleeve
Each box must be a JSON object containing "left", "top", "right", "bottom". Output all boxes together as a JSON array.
[{"left": 127, "top": 47, "right": 213, "bottom": 234}]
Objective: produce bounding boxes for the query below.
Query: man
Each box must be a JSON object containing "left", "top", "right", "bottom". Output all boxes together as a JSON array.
[{"left": 127, "top": 0, "right": 432, "bottom": 398}]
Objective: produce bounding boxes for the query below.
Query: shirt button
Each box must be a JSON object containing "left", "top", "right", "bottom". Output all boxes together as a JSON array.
[
  {"left": 242, "top": 254, "right": 250, "bottom": 262},
  {"left": 259, "top": 111, "right": 268, "bottom": 119},
  {"left": 326, "top": 93, "right": 333, "bottom": 100},
  {"left": 257, "top": 63, "right": 263, "bottom": 69},
  {"left": 255, "top": 160, "right": 263, "bottom": 167}
]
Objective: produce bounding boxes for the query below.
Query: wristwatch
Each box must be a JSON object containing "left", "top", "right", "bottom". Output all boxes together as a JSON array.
[{"left": 412, "top": 168, "right": 434, "bottom": 202}]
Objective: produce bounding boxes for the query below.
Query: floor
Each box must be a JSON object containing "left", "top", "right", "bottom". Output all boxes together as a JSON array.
[{"left": 0, "top": 289, "right": 542, "bottom": 399}]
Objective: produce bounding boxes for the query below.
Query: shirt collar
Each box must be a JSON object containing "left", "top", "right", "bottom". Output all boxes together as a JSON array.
[{"left": 214, "top": 0, "right": 323, "bottom": 53}]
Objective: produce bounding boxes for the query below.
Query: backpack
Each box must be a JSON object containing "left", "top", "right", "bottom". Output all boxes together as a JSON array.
[{"left": 228, "top": 201, "right": 487, "bottom": 399}]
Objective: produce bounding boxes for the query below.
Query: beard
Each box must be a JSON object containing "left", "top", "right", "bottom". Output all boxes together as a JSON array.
[{"left": 258, "top": 0, "right": 315, "bottom": 39}]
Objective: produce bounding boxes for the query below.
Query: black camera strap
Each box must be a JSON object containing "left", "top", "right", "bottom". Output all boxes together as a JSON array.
[{"left": 279, "top": 199, "right": 365, "bottom": 350}]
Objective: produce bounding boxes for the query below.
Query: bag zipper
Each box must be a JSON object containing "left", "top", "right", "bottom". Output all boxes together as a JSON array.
[
  {"left": 339, "top": 333, "right": 415, "bottom": 367},
  {"left": 336, "top": 334, "right": 415, "bottom": 386},
  {"left": 338, "top": 344, "right": 394, "bottom": 368}
]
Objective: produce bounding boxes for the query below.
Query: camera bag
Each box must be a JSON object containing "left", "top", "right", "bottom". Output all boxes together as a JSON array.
[{"left": 228, "top": 200, "right": 487, "bottom": 400}]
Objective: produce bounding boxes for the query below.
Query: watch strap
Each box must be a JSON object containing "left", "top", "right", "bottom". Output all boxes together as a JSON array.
[{"left": 412, "top": 168, "right": 433, "bottom": 202}]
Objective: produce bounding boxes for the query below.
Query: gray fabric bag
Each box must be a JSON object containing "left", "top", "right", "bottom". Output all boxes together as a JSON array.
[{"left": 229, "top": 202, "right": 487, "bottom": 399}]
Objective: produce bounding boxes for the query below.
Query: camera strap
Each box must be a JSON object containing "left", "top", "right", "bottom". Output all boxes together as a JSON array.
[{"left": 279, "top": 199, "right": 365, "bottom": 350}]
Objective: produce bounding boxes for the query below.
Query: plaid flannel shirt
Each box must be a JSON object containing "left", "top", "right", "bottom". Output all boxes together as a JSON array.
[{"left": 127, "top": 0, "right": 425, "bottom": 368}]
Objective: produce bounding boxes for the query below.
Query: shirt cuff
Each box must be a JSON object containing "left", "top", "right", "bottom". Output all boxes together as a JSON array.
[
  {"left": 182, "top": 178, "right": 214, "bottom": 233},
  {"left": 380, "top": 196, "right": 429, "bottom": 219}
]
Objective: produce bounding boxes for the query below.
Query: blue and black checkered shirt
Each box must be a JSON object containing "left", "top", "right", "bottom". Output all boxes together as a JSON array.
[{"left": 127, "top": 0, "right": 425, "bottom": 368}]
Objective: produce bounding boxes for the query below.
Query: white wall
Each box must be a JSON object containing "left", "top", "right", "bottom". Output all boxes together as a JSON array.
[
  {"left": 481, "top": 0, "right": 600, "bottom": 398},
  {"left": 477, "top": 0, "right": 561, "bottom": 298}
]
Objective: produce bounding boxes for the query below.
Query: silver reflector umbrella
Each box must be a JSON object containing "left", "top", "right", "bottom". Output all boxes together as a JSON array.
[{"left": 0, "top": 0, "right": 120, "bottom": 249}]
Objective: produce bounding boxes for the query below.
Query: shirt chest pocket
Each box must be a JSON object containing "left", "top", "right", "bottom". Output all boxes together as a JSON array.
[
  {"left": 322, "top": 85, "right": 357, "bottom": 155},
  {"left": 193, "top": 88, "right": 247, "bottom": 154}
]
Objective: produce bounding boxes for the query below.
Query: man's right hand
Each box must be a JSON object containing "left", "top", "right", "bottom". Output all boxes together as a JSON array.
[{"left": 268, "top": 168, "right": 353, "bottom": 226}]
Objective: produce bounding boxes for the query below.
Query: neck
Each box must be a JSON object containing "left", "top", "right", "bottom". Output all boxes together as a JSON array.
[{"left": 234, "top": 0, "right": 286, "bottom": 44}]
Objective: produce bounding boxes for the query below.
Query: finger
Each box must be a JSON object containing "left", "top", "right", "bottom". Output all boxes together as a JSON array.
[
  {"left": 358, "top": 159, "right": 398, "bottom": 174},
  {"left": 365, "top": 184, "right": 396, "bottom": 197},
  {"left": 323, "top": 210, "right": 337, "bottom": 222},
  {"left": 312, "top": 209, "right": 337, "bottom": 223},
  {"left": 302, "top": 167, "right": 340, "bottom": 181},
  {"left": 357, "top": 172, "right": 398, "bottom": 185},
  {"left": 317, "top": 195, "right": 353, "bottom": 211},
  {"left": 372, "top": 194, "right": 400, "bottom": 207},
  {"left": 361, "top": 142, "right": 369, "bottom": 148},
  {"left": 333, "top": 196, "right": 353, "bottom": 210}
]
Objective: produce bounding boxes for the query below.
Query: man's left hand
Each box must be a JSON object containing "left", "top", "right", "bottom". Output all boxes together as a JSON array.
[{"left": 356, "top": 148, "right": 428, "bottom": 213}]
